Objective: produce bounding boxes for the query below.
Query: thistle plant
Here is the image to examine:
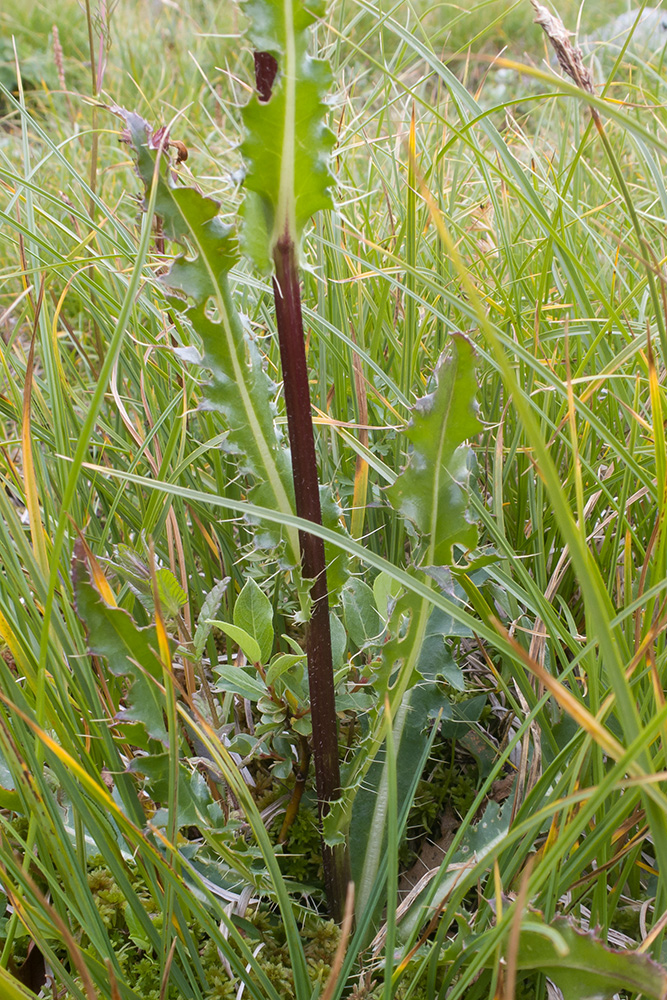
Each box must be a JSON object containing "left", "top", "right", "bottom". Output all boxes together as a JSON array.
[
  {"left": 241, "top": 0, "right": 349, "bottom": 916},
  {"left": 105, "top": 0, "right": 488, "bottom": 924},
  {"left": 106, "top": 0, "right": 351, "bottom": 919},
  {"left": 5, "top": 0, "right": 667, "bottom": 998}
]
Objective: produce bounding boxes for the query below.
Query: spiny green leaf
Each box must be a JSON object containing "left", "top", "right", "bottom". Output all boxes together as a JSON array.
[
  {"left": 349, "top": 681, "right": 446, "bottom": 916},
  {"left": 233, "top": 578, "right": 274, "bottom": 662},
  {"left": 111, "top": 106, "right": 298, "bottom": 562},
  {"left": 72, "top": 541, "right": 169, "bottom": 745},
  {"left": 398, "top": 800, "right": 511, "bottom": 945},
  {"left": 513, "top": 913, "right": 667, "bottom": 999},
  {"left": 416, "top": 607, "right": 465, "bottom": 691},
  {"left": 329, "top": 611, "right": 347, "bottom": 668},
  {"left": 348, "top": 592, "right": 450, "bottom": 915},
  {"left": 347, "top": 340, "right": 481, "bottom": 917},
  {"left": 387, "top": 334, "right": 481, "bottom": 565},
  {"left": 128, "top": 754, "right": 210, "bottom": 829},
  {"left": 241, "top": 0, "right": 335, "bottom": 264},
  {"left": 373, "top": 571, "right": 402, "bottom": 622}
]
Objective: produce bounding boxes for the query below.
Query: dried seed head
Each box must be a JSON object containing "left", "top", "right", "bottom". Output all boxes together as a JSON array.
[
  {"left": 530, "top": 0, "right": 595, "bottom": 95},
  {"left": 52, "top": 25, "right": 66, "bottom": 93}
]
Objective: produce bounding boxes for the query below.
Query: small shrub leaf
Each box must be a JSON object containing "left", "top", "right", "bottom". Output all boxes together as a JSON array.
[
  {"left": 214, "top": 663, "right": 267, "bottom": 702},
  {"left": 233, "top": 578, "right": 274, "bottom": 662},
  {"left": 209, "top": 621, "right": 263, "bottom": 665},
  {"left": 266, "top": 653, "right": 305, "bottom": 687}
]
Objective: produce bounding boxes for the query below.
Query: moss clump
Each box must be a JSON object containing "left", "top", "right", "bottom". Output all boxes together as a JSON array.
[
  {"left": 87, "top": 864, "right": 132, "bottom": 929},
  {"left": 270, "top": 795, "right": 323, "bottom": 886},
  {"left": 62, "top": 856, "right": 340, "bottom": 1000}
]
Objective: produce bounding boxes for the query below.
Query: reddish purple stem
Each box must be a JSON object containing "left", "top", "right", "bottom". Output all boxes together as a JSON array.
[
  {"left": 254, "top": 49, "right": 349, "bottom": 923},
  {"left": 272, "top": 236, "right": 349, "bottom": 921}
]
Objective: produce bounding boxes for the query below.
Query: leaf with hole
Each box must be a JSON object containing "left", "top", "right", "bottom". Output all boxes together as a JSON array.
[
  {"left": 342, "top": 577, "right": 383, "bottom": 649},
  {"left": 240, "top": 0, "right": 335, "bottom": 265}
]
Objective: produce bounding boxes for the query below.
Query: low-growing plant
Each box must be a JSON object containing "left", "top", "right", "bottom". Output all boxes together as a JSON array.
[{"left": 3, "top": 0, "right": 667, "bottom": 998}]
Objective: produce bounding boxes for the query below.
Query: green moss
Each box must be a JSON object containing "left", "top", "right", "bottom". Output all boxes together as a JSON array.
[
  {"left": 60, "top": 855, "right": 340, "bottom": 1000},
  {"left": 87, "top": 865, "right": 130, "bottom": 929},
  {"left": 271, "top": 796, "right": 323, "bottom": 886}
]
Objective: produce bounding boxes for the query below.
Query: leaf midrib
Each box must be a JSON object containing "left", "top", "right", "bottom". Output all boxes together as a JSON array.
[
  {"left": 275, "top": 0, "right": 297, "bottom": 244},
  {"left": 428, "top": 354, "right": 457, "bottom": 566},
  {"left": 357, "top": 356, "right": 462, "bottom": 910}
]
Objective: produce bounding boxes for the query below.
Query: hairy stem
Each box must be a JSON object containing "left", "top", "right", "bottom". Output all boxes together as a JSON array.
[{"left": 272, "top": 234, "right": 350, "bottom": 920}]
